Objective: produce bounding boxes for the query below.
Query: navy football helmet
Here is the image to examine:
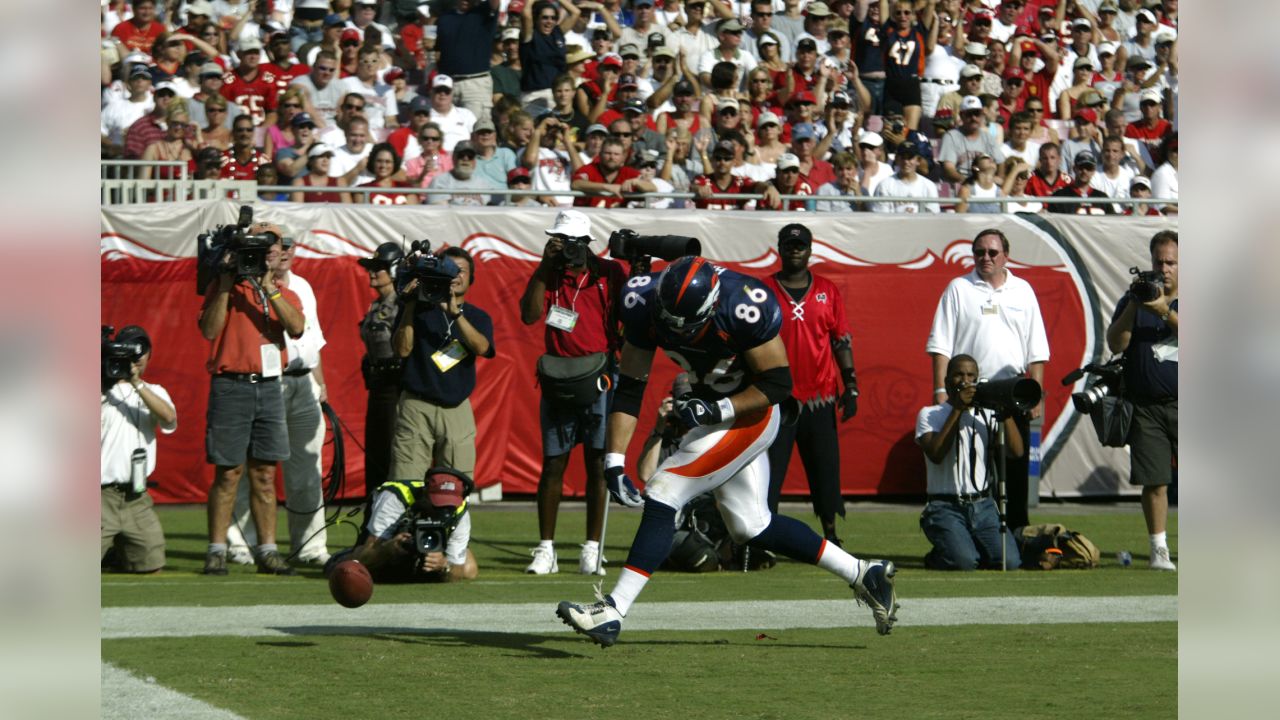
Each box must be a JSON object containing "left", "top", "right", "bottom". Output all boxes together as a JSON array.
[{"left": 655, "top": 256, "right": 721, "bottom": 340}]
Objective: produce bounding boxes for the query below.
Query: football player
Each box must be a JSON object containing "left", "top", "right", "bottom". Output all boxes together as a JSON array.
[{"left": 556, "top": 253, "right": 899, "bottom": 646}]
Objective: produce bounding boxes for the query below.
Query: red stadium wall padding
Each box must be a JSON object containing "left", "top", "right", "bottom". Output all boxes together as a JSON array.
[{"left": 101, "top": 204, "right": 1171, "bottom": 503}]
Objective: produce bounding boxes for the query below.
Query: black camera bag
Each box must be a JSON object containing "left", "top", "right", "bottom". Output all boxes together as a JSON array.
[
  {"left": 1089, "top": 396, "right": 1134, "bottom": 448},
  {"left": 536, "top": 352, "right": 609, "bottom": 409}
]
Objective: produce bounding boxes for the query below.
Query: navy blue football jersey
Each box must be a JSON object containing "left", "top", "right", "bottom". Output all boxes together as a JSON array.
[{"left": 621, "top": 267, "right": 783, "bottom": 399}]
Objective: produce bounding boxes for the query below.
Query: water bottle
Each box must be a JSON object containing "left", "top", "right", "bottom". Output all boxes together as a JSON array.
[{"left": 1116, "top": 550, "right": 1132, "bottom": 568}]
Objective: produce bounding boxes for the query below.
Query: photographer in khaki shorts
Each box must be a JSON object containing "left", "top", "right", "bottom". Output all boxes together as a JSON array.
[
  {"left": 198, "top": 224, "right": 305, "bottom": 576},
  {"left": 389, "top": 246, "right": 494, "bottom": 503}
]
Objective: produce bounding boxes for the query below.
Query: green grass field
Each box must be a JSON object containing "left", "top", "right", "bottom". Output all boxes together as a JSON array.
[{"left": 102, "top": 503, "right": 1177, "bottom": 719}]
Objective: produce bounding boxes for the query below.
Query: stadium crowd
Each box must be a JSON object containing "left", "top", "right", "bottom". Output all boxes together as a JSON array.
[{"left": 101, "top": 0, "right": 1178, "bottom": 213}]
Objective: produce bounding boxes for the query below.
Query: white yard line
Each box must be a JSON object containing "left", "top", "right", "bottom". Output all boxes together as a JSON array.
[
  {"left": 101, "top": 663, "right": 247, "bottom": 720},
  {"left": 102, "top": 595, "right": 1176, "bottom": 639}
]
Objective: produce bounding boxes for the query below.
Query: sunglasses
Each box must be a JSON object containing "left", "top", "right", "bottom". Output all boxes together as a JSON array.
[
  {"left": 315, "top": 66, "right": 336, "bottom": 72},
  {"left": 974, "top": 249, "right": 1001, "bottom": 258},
  {"left": 281, "top": 103, "right": 302, "bottom": 109},
  {"left": 455, "top": 152, "right": 477, "bottom": 160},
  {"left": 611, "top": 132, "right": 633, "bottom": 138},
  {"left": 420, "top": 135, "right": 442, "bottom": 142},
  {"left": 233, "top": 126, "right": 255, "bottom": 133},
  {"left": 779, "top": 167, "right": 800, "bottom": 173},
  {"left": 712, "top": 155, "right": 733, "bottom": 161},
  {"left": 343, "top": 103, "right": 366, "bottom": 110},
  {"left": 208, "top": 107, "right": 227, "bottom": 113}
]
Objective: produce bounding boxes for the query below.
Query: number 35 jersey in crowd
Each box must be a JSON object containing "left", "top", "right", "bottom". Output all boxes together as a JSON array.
[{"left": 620, "top": 267, "right": 783, "bottom": 401}]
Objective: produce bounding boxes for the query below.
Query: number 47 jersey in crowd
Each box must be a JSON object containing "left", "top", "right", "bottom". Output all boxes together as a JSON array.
[{"left": 619, "top": 264, "right": 783, "bottom": 400}]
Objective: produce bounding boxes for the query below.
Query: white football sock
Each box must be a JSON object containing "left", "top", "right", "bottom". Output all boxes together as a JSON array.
[
  {"left": 1149, "top": 532, "right": 1167, "bottom": 549},
  {"left": 608, "top": 568, "right": 650, "bottom": 616},
  {"left": 816, "top": 541, "right": 861, "bottom": 585}
]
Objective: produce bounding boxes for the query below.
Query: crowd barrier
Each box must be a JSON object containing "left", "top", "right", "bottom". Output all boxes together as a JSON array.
[{"left": 100, "top": 202, "right": 1176, "bottom": 504}]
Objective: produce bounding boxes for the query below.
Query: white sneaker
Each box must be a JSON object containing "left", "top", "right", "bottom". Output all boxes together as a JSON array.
[
  {"left": 525, "top": 545, "right": 559, "bottom": 574},
  {"left": 1149, "top": 546, "right": 1176, "bottom": 571},
  {"left": 227, "top": 546, "right": 254, "bottom": 565},
  {"left": 579, "top": 544, "right": 607, "bottom": 576}
]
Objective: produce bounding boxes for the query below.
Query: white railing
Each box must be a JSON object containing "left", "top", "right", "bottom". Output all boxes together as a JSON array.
[{"left": 101, "top": 179, "right": 257, "bottom": 205}]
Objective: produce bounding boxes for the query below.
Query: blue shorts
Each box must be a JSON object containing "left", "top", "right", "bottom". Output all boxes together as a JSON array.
[{"left": 539, "top": 380, "right": 612, "bottom": 456}]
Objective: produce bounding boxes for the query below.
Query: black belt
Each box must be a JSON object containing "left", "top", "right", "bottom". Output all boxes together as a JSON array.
[
  {"left": 283, "top": 368, "right": 312, "bottom": 377},
  {"left": 928, "top": 492, "right": 989, "bottom": 504},
  {"left": 366, "top": 358, "right": 402, "bottom": 372},
  {"left": 215, "top": 372, "right": 280, "bottom": 383},
  {"left": 922, "top": 78, "right": 953, "bottom": 84},
  {"left": 451, "top": 71, "right": 489, "bottom": 80}
]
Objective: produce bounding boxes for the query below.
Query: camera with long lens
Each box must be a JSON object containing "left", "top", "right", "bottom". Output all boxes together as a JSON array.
[
  {"left": 196, "top": 205, "right": 279, "bottom": 294},
  {"left": 395, "top": 239, "right": 461, "bottom": 305},
  {"left": 973, "top": 377, "right": 1043, "bottom": 415},
  {"left": 1062, "top": 359, "right": 1126, "bottom": 414},
  {"left": 1128, "top": 266, "right": 1164, "bottom": 303},
  {"left": 559, "top": 236, "right": 590, "bottom": 267},
  {"left": 101, "top": 325, "right": 146, "bottom": 383},
  {"left": 608, "top": 229, "right": 702, "bottom": 274}
]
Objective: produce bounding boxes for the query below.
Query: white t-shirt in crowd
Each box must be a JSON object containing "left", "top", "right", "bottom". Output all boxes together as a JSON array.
[{"left": 871, "top": 173, "right": 941, "bottom": 213}]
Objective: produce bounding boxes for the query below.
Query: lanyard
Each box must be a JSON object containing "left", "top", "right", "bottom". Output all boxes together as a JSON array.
[{"left": 559, "top": 270, "right": 590, "bottom": 313}]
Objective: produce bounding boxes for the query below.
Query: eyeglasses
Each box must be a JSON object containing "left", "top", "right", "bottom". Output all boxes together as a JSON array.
[
  {"left": 974, "top": 249, "right": 1001, "bottom": 258},
  {"left": 420, "top": 135, "right": 442, "bottom": 142},
  {"left": 718, "top": 108, "right": 737, "bottom": 115},
  {"left": 611, "top": 132, "right": 633, "bottom": 138},
  {"left": 343, "top": 103, "right": 366, "bottom": 110},
  {"left": 315, "top": 65, "right": 336, "bottom": 72}
]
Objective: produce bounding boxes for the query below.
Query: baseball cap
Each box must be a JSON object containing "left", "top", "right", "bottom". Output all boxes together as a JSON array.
[
  {"left": 1097, "top": 41, "right": 1118, "bottom": 56},
  {"left": 410, "top": 95, "right": 431, "bottom": 114},
  {"left": 758, "top": 32, "right": 780, "bottom": 47},
  {"left": 592, "top": 27, "right": 612, "bottom": 40},
  {"left": 791, "top": 122, "right": 816, "bottom": 141},
  {"left": 545, "top": 209, "right": 593, "bottom": 239},
  {"left": 711, "top": 140, "right": 735, "bottom": 158},
  {"left": 199, "top": 62, "right": 224, "bottom": 77},
  {"left": 673, "top": 80, "right": 696, "bottom": 98},
  {"left": 776, "top": 152, "right": 800, "bottom": 170},
  {"left": 639, "top": 148, "right": 661, "bottom": 166},
  {"left": 1003, "top": 67, "right": 1026, "bottom": 82},
  {"left": 424, "top": 468, "right": 469, "bottom": 508},
  {"left": 1081, "top": 89, "right": 1105, "bottom": 107},
  {"left": 647, "top": 32, "right": 666, "bottom": 48},
  {"left": 960, "top": 95, "right": 983, "bottom": 113},
  {"left": 1136, "top": 9, "right": 1156, "bottom": 24},
  {"left": 1073, "top": 150, "right": 1097, "bottom": 167},
  {"left": 618, "top": 73, "right": 639, "bottom": 89},
  {"left": 600, "top": 53, "right": 623, "bottom": 69},
  {"left": 508, "top": 166, "right": 532, "bottom": 183},
  {"left": 115, "top": 325, "right": 152, "bottom": 355},
  {"left": 239, "top": 37, "right": 264, "bottom": 52},
  {"left": 619, "top": 43, "right": 641, "bottom": 58},
  {"left": 586, "top": 123, "right": 609, "bottom": 136},
  {"left": 154, "top": 81, "right": 178, "bottom": 95},
  {"left": 634, "top": 0, "right": 655, "bottom": 6},
  {"left": 432, "top": 74, "right": 454, "bottom": 90},
  {"left": 290, "top": 111, "right": 317, "bottom": 128},
  {"left": 831, "top": 90, "right": 851, "bottom": 107},
  {"left": 340, "top": 28, "right": 362, "bottom": 43},
  {"left": 452, "top": 140, "right": 478, "bottom": 157},
  {"left": 797, "top": 37, "right": 818, "bottom": 52},
  {"left": 1019, "top": 41, "right": 1039, "bottom": 57},
  {"left": 778, "top": 223, "right": 812, "bottom": 246},
  {"left": 1073, "top": 108, "right": 1098, "bottom": 124},
  {"left": 501, "top": 27, "right": 520, "bottom": 42},
  {"left": 1140, "top": 89, "right": 1163, "bottom": 104},
  {"left": 1154, "top": 28, "right": 1177, "bottom": 45},
  {"left": 805, "top": 2, "right": 832, "bottom": 17},
  {"left": 1130, "top": 175, "right": 1151, "bottom": 190},
  {"left": 473, "top": 116, "right": 496, "bottom": 133},
  {"left": 128, "top": 64, "right": 153, "bottom": 80},
  {"left": 896, "top": 143, "right": 920, "bottom": 158},
  {"left": 857, "top": 131, "right": 883, "bottom": 148},
  {"left": 719, "top": 18, "right": 745, "bottom": 33},
  {"left": 1071, "top": 18, "right": 1092, "bottom": 31},
  {"left": 566, "top": 46, "right": 594, "bottom": 65},
  {"left": 960, "top": 64, "right": 983, "bottom": 80},
  {"left": 1126, "top": 55, "right": 1153, "bottom": 70},
  {"left": 186, "top": 0, "right": 213, "bottom": 17},
  {"left": 1099, "top": 0, "right": 1119, "bottom": 12},
  {"left": 964, "top": 42, "right": 988, "bottom": 58},
  {"left": 1073, "top": 56, "right": 1094, "bottom": 71},
  {"left": 652, "top": 45, "right": 677, "bottom": 59},
  {"left": 308, "top": 143, "right": 336, "bottom": 158},
  {"left": 756, "top": 111, "right": 781, "bottom": 129},
  {"left": 354, "top": 0, "right": 378, "bottom": 5},
  {"left": 383, "top": 66, "right": 405, "bottom": 83},
  {"left": 324, "top": 13, "right": 346, "bottom": 27},
  {"left": 974, "top": 9, "right": 994, "bottom": 21},
  {"left": 621, "top": 97, "right": 646, "bottom": 114},
  {"left": 786, "top": 90, "right": 817, "bottom": 106},
  {"left": 933, "top": 107, "right": 955, "bottom": 125}
]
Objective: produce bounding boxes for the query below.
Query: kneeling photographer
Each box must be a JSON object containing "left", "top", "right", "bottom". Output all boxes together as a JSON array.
[
  {"left": 101, "top": 325, "right": 177, "bottom": 573},
  {"left": 389, "top": 243, "right": 494, "bottom": 506},
  {"left": 916, "top": 354, "right": 1026, "bottom": 571},
  {"left": 333, "top": 468, "right": 477, "bottom": 582},
  {"left": 1104, "top": 230, "right": 1178, "bottom": 572}
]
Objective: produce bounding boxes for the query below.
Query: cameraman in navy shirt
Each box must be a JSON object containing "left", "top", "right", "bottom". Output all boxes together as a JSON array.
[
  {"left": 391, "top": 246, "right": 495, "bottom": 487},
  {"left": 1106, "top": 230, "right": 1178, "bottom": 571},
  {"left": 436, "top": 0, "right": 500, "bottom": 124}
]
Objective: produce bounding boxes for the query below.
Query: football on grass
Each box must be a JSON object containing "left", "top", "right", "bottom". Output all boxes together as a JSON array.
[{"left": 329, "top": 560, "right": 373, "bottom": 608}]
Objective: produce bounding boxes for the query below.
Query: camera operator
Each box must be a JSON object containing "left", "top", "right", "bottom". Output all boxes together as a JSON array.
[
  {"left": 518, "top": 210, "right": 626, "bottom": 576},
  {"left": 227, "top": 230, "right": 331, "bottom": 566},
  {"left": 390, "top": 246, "right": 495, "bottom": 496},
  {"left": 335, "top": 468, "right": 478, "bottom": 583},
  {"left": 1105, "top": 230, "right": 1178, "bottom": 571},
  {"left": 101, "top": 326, "right": 176, "bottom": 573},
  {"left": 198, "top": 223, "right": 305, "bottom": 576},
  {"left": 916, "top": 355, "right": 1023, "bottom": 571},
  {"left": 358, "top": 242, "right": 406, "bottom": 526}
]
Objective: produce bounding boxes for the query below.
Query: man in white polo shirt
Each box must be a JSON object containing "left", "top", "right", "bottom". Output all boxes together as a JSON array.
[
  {"left": 428, "top": 74, "right": 478, "bottom": 153},
  {"left": 925, "top": 228, "right": 1049, "bottom": 531}
]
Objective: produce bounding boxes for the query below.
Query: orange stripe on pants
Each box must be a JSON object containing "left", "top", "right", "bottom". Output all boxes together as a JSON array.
[{"left": 666, "top": 407, "right": 773, "bottom": 478}]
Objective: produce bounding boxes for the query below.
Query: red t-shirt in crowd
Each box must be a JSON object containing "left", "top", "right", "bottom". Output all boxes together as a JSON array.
[
  {"left": 264, "top": 62, "right": 310, "bottom": 99},
  {"left": 1025, "top": 170, "right": 1071, "bottom": 196},
  {"left": 1125, "top": 119, "right": 1172, "bottom": 162},
  {"left": 221, "top": 67, "right": 280, "bottom": 125},
  {"left": 400, "top": 22, "right": 428, "bottom": 69},
  {"left": 201, "top": 280, "right": 304, "bottom": 374},
  {"left": 802, "top": 160, "right": 836, "bottom": 190},
  {"left": 220, "top": 148, "right": 270, "bottom": 180},
  {"left": 111, "top": 19, "right": 165, "bottom": 53},
  {"left": 762, "top": 273, "right": 851, "bottom": 404},
  {"left": 760, "top": 178, "right": 814, "bottom": 211},
  {"left": 361, "top": 180, "right": 414, "bottom": 204},
  {"left": 1019, "top": 69, "right": 1053, "bottom": 108},
  {"left": 692, "top": 174, "right": 753, "bottom": 210},
  {"left": 571, "top": 162, "right": 642, "bottom": 208},
  {"left": 541, "top": 259, "right": 626, "bottom": 357}
]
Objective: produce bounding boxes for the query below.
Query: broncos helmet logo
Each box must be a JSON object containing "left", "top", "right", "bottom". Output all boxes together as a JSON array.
[{"left": 655, "top": 256, "right": 720, "bottom": 339}]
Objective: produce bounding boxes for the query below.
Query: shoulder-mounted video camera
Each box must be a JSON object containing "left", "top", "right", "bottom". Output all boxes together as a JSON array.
[
  {"left": 972, "top": 377, "right": 1043, "bottom": 417},
  {"left": 1062, "top": 359, "right": 1126, "bottom": 414},
  {"left": 101, "top": 325, "right": 147, "bottom": 383},
  {"left": 405, "top": 467, "right": 475, "bottom": 557},
  {"left": 608, "top": 229, "right": 701, "bottom": 275},
  {"left": 1128, "top": 266, "right": 1164, "bottom": 303},
  {"left": 396, "top": 239, "right": 461, "bottom": 306},
  {"left": 196, "top": 205, "right": 279, "bottom": 294}
]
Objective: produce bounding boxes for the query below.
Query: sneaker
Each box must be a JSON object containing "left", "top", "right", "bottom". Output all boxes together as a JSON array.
[
  {"left": 256, "top": 550, "right": 297, "bottom": 576},
  {"left": 851, "top": 559, "right": 899, "bottom": 636},
  {"left": 203, "top": 550, "right": 228, "bottom": 576},
  {"left": 227, "top": 546, "right": 254, "bottom": 566},
  {"left": 579, "top": 544, "right": 606, "bottom": 576},
  {"left": 525, "top": 545, "right": 559, "bottom": 575},
  {"left": 1149, "top": 546, "right": 1177, "bottom": 571},
  {"left": 556, "top": 584, "right": 624, "bottom": 648}
]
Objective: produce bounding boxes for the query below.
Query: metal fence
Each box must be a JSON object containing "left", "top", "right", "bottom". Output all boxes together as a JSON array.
[{"left": 101, "top": 178, "right": 257, "bottom": 206}]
